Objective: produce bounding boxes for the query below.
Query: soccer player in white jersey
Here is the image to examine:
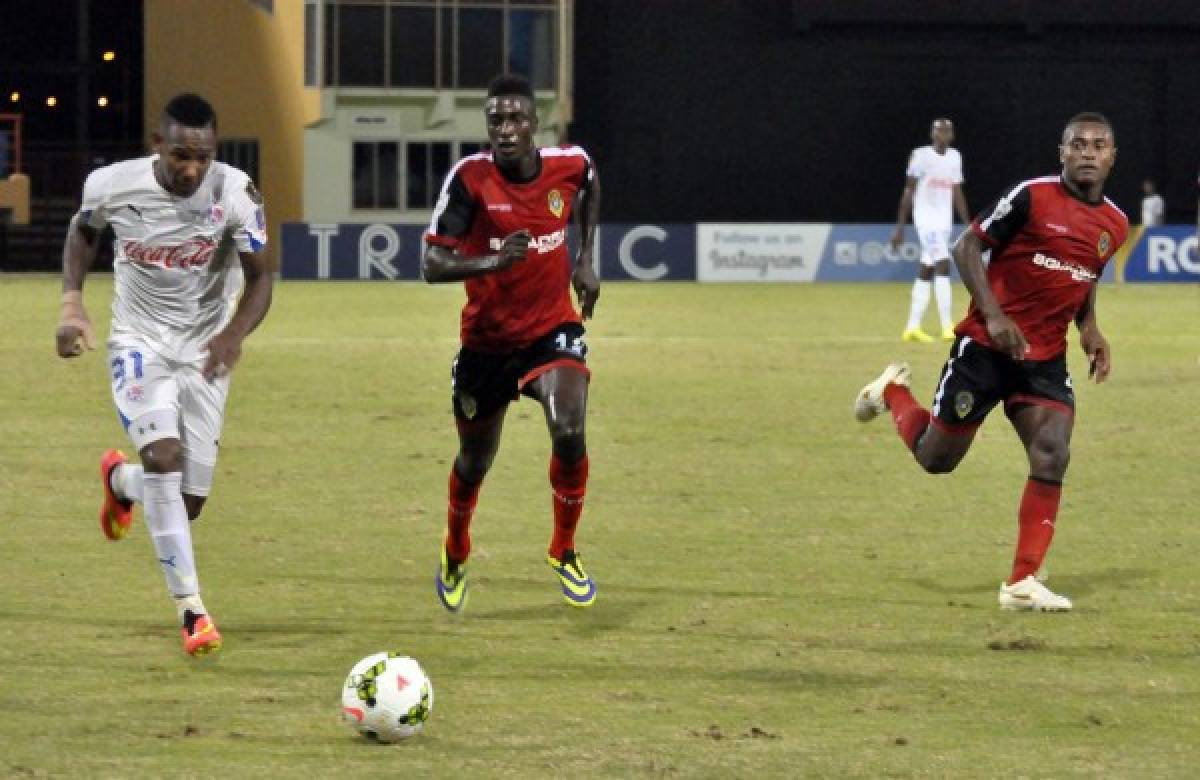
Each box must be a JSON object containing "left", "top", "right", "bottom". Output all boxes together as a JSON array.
[
  {"left": 890, "top": 118, "right": 971, "bottom": 342},
  {"left": 54, "top": 93, "right": 273, "bottom": 656}
]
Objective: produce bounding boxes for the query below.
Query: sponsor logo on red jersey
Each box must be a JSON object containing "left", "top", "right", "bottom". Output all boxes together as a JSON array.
[
  {"left": 1031, "top": 252, "right": 1097, "bottom": 282},
  {"left": 488, "top": 228, "right": 566, "bottom": 255}
]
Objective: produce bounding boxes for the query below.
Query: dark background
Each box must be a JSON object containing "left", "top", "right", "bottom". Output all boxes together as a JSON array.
[{"left": 571, "top": 0, "right": 1200, "bottom": 223}]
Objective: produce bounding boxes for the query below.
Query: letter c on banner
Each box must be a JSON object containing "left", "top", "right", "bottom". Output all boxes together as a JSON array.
[
  {"left": 618, "top": 225, "right": 669, "bottom": 280},
  {"left": 359, "top": 224, "right": 400, "bottom": 280}
]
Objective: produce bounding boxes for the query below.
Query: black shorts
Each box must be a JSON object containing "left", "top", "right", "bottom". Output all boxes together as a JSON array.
[
  {"left": 451, "top": 323, "right": 589, "bottom": 421},
  {"left": 931, "top": 336, "right": 1074, "bottom": 432}
]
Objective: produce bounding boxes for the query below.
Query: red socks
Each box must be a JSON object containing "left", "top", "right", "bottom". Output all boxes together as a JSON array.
[
  {"left": 445, "top": 468, "right": 481, "bottom": 563},
  {"left": 1009, "top": 477, "right": 1062, "bottom": 584},
  {"left": 548, "top": 454, "right": 589, "bottom": 560},
  {"left": 883, "top": 383, "right": 931, "bottom": 452}
]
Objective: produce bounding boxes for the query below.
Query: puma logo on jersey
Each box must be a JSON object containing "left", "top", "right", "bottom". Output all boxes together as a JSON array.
[
  {"left": 1031, "top": 252, "right": 1096, "bottom": 282},
  {"left": 489, "top": 228, "right": 566, "bottom": 255}
]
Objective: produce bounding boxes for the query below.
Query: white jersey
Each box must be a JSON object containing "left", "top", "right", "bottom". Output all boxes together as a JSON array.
[
  {"left": 906, "top": 145, "right": 963, "bottom": 231},
  {"left": 79, "top": 156, "right": 267, "bottom": 362}
]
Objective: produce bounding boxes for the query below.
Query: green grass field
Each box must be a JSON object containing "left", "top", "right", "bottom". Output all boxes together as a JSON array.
[{"left": 2, "top": 275, "right": 1198, "bottom": 778}]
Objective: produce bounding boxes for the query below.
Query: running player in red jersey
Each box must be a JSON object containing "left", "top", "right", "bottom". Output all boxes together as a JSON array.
[
  {"left": 423, "top": 73, "right": 601, "bottom": 611},
  {"left": 855, "top": 112, "right": 1128, "bottom": 611}
]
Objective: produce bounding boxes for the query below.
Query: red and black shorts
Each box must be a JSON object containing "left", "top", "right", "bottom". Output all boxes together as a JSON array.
[
  {"left": 451, "top": 323, "right": 589, "bottom": 421},
  {"left": 930, "top": 336, "right": 1074, "bottom": 433}
]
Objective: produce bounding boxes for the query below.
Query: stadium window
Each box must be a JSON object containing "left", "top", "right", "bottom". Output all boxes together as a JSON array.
[
  {"left": 304, "top": 0, "right": 319, "bottom": 87},
  {"left": 459, "top": 141, "right": 487, "bottom": 158},
  {"left": 405, "top": 141, "right": 453, "bottom": 210},
  {"left": 507, "top": 9, "right": 556, "bottom": 88},
  {"left": 456, "top": 6, "right": 504, "bottom": 88},
  {"left": 318, "top": 1, "right": 558, "bottom": 90},
  {"left": 353, "top": 141, "right": 400, "bottom": 210},
  {"left": 336, "top": 3, "right": 386, "bottom": 87},
  {"left": 217, "top": 139, "right": 260, "bottom": 188},
  {"left": 389, "top": 5, "right": 437, "bottom": 88}
]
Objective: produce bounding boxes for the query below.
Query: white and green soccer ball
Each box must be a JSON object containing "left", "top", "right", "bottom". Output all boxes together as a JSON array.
[{"left": 341, "top": 652, "right": 434, "bottom": 742}]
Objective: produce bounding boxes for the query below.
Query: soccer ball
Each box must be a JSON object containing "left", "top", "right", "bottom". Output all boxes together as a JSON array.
[{"left": 340, "top": 652, "right": 434, "bottom": 742}]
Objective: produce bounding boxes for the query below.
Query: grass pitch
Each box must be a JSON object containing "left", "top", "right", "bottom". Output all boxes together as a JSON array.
[{"left": 1, "top": 275, "right": 1198, "bottom": 778}]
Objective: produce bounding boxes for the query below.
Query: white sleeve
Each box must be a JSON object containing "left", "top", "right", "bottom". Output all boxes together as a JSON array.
[
  {"left": 952, "top": 151, "right": 964, "bottom": 184},
  {"left": 227, "top": 176, "right": 268, "bottom": 253},
  {"left": 905, "top": 149, "right": 923, "bottom": 179},
  {"left": 78, "top": 166, "right": 113, "bottom": 229}
]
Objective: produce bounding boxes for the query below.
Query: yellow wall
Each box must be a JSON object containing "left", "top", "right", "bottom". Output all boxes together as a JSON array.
[{"left": 144, "top": 0, "right": 319, "bottom": 267}]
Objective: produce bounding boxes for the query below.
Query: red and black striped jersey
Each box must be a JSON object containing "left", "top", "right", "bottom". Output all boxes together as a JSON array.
[
  {"left": 960, "top": 175, "right": 1128, "bottom": 360},
  {"left": 425, "top": 146, "right": 593, "bottom": 352}
]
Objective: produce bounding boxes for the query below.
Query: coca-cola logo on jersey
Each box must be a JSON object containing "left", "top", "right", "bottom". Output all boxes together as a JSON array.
[{"left": 122, "top": 238, "right": 218, "bottom": 271}]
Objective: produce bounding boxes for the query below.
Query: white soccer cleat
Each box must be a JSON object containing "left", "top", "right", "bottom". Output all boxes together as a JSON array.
[
  {"left": 854, "top": 362, "right": 911, "bottom": 423},
  {"left": 997, "top": 575, "right": 1072, "bottom": 612}
]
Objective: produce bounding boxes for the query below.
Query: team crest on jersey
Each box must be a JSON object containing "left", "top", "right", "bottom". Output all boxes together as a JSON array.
[
  {"left": 547, "top": 189, "right": 564, "bottom": 218},
  {"left": 954, "top": 391, "right": 974, "bottom": 419},
  {"left": 1097, "top": 230, "right": 1112, "bottom": 257},
  {"left": 207, "top": 202, "right": 225, "bottom": 226}
]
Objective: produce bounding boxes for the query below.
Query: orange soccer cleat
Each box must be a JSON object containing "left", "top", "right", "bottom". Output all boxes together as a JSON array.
[
  {"left": 99, "top": 449, "right": 134, "bottom": 541},
  {"left": 182, "top": 612, "right": 223, "bottom": 656}
]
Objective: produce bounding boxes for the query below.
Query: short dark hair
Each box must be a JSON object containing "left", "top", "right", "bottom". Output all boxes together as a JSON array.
[
  {"left": 162, "top": 93, "right": 217, "bottom": 131},
  {"left": 487, "top": 73, "right": 534, "bottom": 101},
  {"left": 1063, "top": 111, "right": 1113, "bottom": 142}
]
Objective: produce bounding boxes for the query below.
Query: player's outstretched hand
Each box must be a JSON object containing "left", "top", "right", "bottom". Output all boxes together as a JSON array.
[
  {"left": 572, "top": 253, "right": 600, "bottom": 319},
  {"left": 497, "top": 230, "right": 531, "bottom": 269},
  {"left": 56, "top": 291, "right": 95, "bottom": 358},
  {"left": 1080, "top": 326, "right": 1111, "bottom": 383},
  {"left": 985, "top": 312, "right": 1029, "bottom": 361},
  {"left": 202, "top": 329, "right": 243, "bottom": 382}
]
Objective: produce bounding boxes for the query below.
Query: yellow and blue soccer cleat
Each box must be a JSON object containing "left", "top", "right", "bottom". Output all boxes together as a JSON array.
[
  {"left": 435, "top": 544, "right": 469, "bottom": 613},
  {"left": 546, "top": 550, "right": 596, "bottom": 607}
]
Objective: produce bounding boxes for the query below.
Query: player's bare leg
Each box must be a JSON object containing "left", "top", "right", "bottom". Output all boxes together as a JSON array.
[
  {"left": 528, "top": 366, "right": 596, "bottom": 606},
  {"left": 436, "top": 407, "right": 506, "bottom": 612},
  {"left": 997, "top": 404, "right": 1074, "bottom": 611},
  {"left": 856, "top": 362, "right": 975, "bottom": 473},
  {"left": 134, "top": 436, "right": 221, "bottom": 653}
]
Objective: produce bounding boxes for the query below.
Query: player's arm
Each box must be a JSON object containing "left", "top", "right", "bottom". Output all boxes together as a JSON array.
[
  {"left": 953, "top": 183, "right": 971, "bottom": 225},
  {"left": 571, "top": 159, "right": 601, "bottom": 319},
  {"left": 422, "top": 235, "right": 530, "bottom": 283},
  {"left": 1075, "top": 282, "right": 1110, "bottom": 383},
  {"left": 422, "top": 169, "right": 528, "bottom": 283},
  {"left": 56, "top": 214, "right": 103, "bottom": 358},
  {"left": 200, "top": 248, "right": 274, "bottom": 381},
  {"left": 890, "top": 176, "right": 918, "bottom": 249}
]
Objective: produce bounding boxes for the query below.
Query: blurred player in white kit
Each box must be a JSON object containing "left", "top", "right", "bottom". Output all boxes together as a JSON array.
[
  {"left": 54, "top": 93, "right": 273, "bottom": 657},
  {"left": 890, "top": 118, "right": 971, "bottom": 342}
]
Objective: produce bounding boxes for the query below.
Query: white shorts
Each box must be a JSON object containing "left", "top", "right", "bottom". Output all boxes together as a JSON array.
[
  {"left": 916, "top": 226, "right": 953, "bottom": 266},
  {"left": 108, "top": 336, "right": 229, "bottom": 496}
]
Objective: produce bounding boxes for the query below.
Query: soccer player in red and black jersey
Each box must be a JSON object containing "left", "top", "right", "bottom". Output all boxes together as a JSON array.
[
  {"left": 422, "top": 73, "right": 601, "bottom": 612},
  {"left": 855, "top": 112, "right": 1128, "bottom": 611}
]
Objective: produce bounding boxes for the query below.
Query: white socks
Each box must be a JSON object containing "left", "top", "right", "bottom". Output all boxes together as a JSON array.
[
  {"left": 934, "top": 275, "right": 953, "bottom": 329},
  {"left": 174, "top": 594, "right": 208, "bottom": 622},
  {"left": 142, "top": 472, "right": 199, "bottom": 598},
  {"left": 907, "top": 279, "right": 931, "bottom": 331},
  {"left": 111, "top": 462, "right": 144, "bottom": 504}
]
